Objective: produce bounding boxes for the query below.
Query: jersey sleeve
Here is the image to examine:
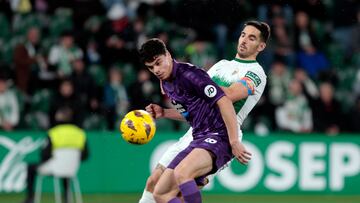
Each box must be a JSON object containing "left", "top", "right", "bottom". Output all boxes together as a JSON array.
[
  {"left": 240, "top": 67, "right": 266, "bottom": 94},
  {"left": 182, "top": 68, "right": 225, "bottom": 107}
]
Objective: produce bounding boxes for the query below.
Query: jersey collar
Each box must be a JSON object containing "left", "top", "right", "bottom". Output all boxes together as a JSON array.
[
  {"left": 170, "top": 59, "right": 179, "bottom": 80},
  {"left": 233, "top": 58, "right": 257, "bottom": 63}
]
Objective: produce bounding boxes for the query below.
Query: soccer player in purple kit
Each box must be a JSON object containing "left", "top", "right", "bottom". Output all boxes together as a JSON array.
[{"left": 139, "top": 38, "right": 251, "bottom": 203}]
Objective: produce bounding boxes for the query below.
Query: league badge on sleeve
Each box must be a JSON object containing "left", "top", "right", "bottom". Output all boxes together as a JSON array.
[{"left": 204, "top": 85, "right": 217, "bottom": 98}]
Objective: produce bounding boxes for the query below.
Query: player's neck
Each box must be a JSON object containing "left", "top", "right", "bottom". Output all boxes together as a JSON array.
[{"left": 235, "top": 53, "right": 257, "bottom": 62}]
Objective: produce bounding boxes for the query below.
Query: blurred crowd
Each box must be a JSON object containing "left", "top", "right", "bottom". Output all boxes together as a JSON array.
[{"left": 0, "top": 0, "right": 359, "bottom": 135}]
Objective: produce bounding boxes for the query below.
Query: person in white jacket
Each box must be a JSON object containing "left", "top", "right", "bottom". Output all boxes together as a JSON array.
[{"left": 0, "top": 74, "right": 19, "bottom": 131}]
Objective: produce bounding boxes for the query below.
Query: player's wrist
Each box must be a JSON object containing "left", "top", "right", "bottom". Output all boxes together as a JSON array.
[
  {"left": 159, "top": 108, "right": 165, "bottom": 118},
  {"left": 230, "top": 139, "right": 241, "bottom": 146}
]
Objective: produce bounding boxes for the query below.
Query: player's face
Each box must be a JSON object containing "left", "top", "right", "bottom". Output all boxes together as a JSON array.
[
  {"left": 237, "top": 25, "right": 266, "bottom": 59},
  {"left": 145, "top": 52, "right": 173, "bottom": 80}
]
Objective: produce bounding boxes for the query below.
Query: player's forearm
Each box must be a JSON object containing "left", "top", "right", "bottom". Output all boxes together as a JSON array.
[
  {"left": 217, "top": 96, "right": 239, "bottom": 144},
  {"left": 163, "top": 109, "right": 186, "bottom": 121},
  {"left": 221, "top": 83, "right": 249, "bottom": 103}
]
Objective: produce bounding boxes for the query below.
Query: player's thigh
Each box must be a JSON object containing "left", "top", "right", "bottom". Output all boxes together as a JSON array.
[
  {"left": 175, "top": 148, "right": 213, "bottom": 181},
  {"left": 158, "top": 129, "right": 193, "bottom": 166},
  {"left": 154, "top": 168, "right": 179, "bottom": 197}
]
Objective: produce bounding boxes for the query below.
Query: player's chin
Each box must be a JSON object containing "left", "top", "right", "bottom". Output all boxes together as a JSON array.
[{"left": 158, "top": 75, "right": 169, "bottom": 80}]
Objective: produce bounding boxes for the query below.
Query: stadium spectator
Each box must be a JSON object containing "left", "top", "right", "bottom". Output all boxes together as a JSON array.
[
  {"left": 128, "top": 69, "right": 160, "bottom": 110},
  {"left": 268, "top": 60, "right": 292, "bottom": 107},
  {"left": 70, "top": 58, "right": 99, "bottom": 113},
  {"left": 22, "top": 107, "right": 88, "bottom": 203},
  {"left": 48, "top": 31, "right": 83, "bottom": 78},
  {"left": 293, "top": 0, "right": 328, "bottom": 22},
  {"left": 270, "top": 14, "right": 295, "bottom": 67},
  {"left": 97, "top": 3, "right": 137, "bottom": 66},
  {"left": 263, "top": 59, "right": 292, "bottom": 130},
  {"left": 275, "top": 79, "right": 313, "bottom": 133},
  {"left": 0, "top": 74, "right": 19, "bottom": 131},
  {"left": 13, "top": 27, "right": 42, "bottom": 95},
  {"left": 185, "top": 39, "right": 217, "bottom": 70},
  {"left": 293, "top": 68, "right": 319, "bottom": 99},
  {"left": 49, "top": 79, "right": 84, "bottom": 127},
  {"left": 294, "top": 11, "right": 319, "bottom": 52},
  {"left": 310, "top": 82, "right": 342, "bottom": 135},
  {"left": 331, "top": 0, "right": 359, "bottom": 57},
  {"left": 103, "top": 67, "right": 129, "bottom": 129},
  {"left": 294, "top": 11, "right": 330, "bottom": 79},
  {"left": 85, "top": 39, "right": 102, "bottom": 65}
]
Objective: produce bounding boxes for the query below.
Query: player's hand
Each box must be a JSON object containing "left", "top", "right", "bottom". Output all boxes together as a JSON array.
[
  {"left": 231, "top": 141, "right": 252, "bottom": 165},
  {"left": 145, "top": 103, "right": 164, "bottom": 119}
]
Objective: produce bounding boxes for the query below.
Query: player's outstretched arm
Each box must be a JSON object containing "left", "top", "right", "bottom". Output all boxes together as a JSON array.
[{"left": 145, "top": 103, "right": 186, "bottom": 121}]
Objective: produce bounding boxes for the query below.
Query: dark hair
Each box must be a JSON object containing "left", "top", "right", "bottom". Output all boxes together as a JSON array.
[
  {"left": 139, "top": 38, "right": 167, "bottom": 63},
  {"left": 244, "top": 21, "right": 271, "bottom": 43}
]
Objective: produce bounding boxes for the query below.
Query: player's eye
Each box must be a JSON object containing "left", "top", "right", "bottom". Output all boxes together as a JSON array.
[{"left": 249, "top": 35, "right": 257, "bottom": 41}]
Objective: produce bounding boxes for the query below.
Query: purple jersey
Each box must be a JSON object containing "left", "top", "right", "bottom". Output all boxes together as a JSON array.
[{"left": 162, "top": 60, "right": 227, "bottom": 139}]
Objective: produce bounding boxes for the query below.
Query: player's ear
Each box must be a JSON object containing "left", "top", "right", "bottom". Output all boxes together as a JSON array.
[
  {"left": 166, "top": 51, "right": 172, "bottom": 60},
  {"left": 257, "top": 42, "right": 266, "bottom": 52}
]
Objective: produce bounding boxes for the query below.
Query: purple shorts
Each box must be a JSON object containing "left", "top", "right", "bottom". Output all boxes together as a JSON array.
[{"left": 167, "top": 134, "right": 233, "bottom": 177}]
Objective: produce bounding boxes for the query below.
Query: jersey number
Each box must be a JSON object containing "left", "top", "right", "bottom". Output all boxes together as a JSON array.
[{"left": 204, "top": 138, "right": 217, "bottom": 144}]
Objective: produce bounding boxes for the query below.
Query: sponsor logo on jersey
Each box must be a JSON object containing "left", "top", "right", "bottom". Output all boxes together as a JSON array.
[
  {"left": 245, "top": 71, "right": 261, "bottom": 87},
  {"left": 232, "top": 70, "right": 239, "bottom": 75},
  {"left": 204, "top": 85, "right": 217, "bottom": 98},
  {"left": 171, "top": 100, "right": 189, "bottom": 118}
]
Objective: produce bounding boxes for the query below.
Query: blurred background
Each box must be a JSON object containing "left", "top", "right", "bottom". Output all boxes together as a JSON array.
[{"left": 0, "top": 0, "right": 359, "bottom": 203}]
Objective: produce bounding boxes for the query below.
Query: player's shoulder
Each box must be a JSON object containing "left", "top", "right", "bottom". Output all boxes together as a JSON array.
[
  {"left": 175, "top": 61, "right": 207, "bottom": 79},
  {"left": 243, "top": 63, "right": 267, "bottom": 88},
  {"left": 207, "top": 59, "right": 232, "bottom": 73},
  {"left": 246, "top": 62, "right": 267, "bottom": 78},
  {"left": 212, "top": 59, "right": 232, "bottom": 68},
  {"left": 176, "top": 61, "right": 197, "bottom": 68}
]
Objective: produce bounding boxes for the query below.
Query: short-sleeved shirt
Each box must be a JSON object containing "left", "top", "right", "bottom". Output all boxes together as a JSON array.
[
  {"left": 208, "top": 58, "right": 267, "bottom": 127},
  {"left": 162, "top": 60, "right": 227, "bottom": 138}
]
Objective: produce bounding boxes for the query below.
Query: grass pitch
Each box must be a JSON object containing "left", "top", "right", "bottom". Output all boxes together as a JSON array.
[{"left": 2, "top": 193, "right": 360, "bottom": 203}]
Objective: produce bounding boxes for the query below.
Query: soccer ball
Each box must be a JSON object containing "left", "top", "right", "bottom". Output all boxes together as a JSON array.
[{"left": 120, "top": 110, "right": 156, "bottom": 145}]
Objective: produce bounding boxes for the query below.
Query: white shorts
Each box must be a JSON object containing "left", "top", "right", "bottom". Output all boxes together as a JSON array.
[{"left": 158, "top": 127, "right": 243, "bottom": 167}]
